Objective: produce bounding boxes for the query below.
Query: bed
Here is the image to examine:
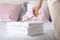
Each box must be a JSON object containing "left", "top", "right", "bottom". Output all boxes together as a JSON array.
[{"left": 0, "top": 22, "right": 56, "bottom": 40}]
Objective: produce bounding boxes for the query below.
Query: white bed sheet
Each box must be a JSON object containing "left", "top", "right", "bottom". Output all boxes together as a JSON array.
[{"left": 0, "top": 22, "right": 56, "bottom": 40}]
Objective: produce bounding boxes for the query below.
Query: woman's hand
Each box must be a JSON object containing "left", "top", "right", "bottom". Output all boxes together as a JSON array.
[
  {"left": 22, "top": 15, "right": 28, "bottom": 21},
  {"left": 32, "top": 0, "right": 43, "bottom": 17},
  {"left": 32, "top": 6, "right": 39, "bottom": 17}
]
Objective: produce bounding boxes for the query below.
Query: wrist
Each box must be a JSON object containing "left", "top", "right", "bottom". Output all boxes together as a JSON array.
[{"left": 34, "top": 5, "right": 41, "bottom": 10}]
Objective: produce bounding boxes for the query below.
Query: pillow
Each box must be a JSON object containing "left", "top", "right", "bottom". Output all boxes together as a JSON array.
[
  {"left": 0, "top": 4, "right": 21, "bottom": 22},
  {"left": 18, "top": 3, "right": 27, "bottom": 21}
]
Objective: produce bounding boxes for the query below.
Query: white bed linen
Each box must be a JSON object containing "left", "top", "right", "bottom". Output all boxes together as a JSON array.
[{"left": 0, "top": 22, "right": 56, "bottom": 40}]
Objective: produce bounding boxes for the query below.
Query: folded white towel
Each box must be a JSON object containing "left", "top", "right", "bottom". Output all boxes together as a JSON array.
[
  {"left": 7, "top": 22, "right": 29, "bottom": 37},
  {"left": 28, "top": 21, "right": 44, "bottom": 37}
]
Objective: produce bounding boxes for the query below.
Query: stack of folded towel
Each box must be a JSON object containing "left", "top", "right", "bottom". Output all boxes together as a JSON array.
[
  {"left": 7, "top": 21, "right": 44, "bottom": 37},
  {"left": 7, "top": 22, "right": 29, "bottom": 37},
  {"left": 28, "top": 21, "right": 44, "bottom": 37}
]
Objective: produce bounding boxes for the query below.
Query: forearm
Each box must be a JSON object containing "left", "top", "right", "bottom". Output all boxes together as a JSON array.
[{"left": 36, "top": 0, "right": 43, "bottom": 9}]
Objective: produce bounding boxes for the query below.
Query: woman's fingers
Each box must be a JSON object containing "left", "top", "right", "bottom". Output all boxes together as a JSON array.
[
  {"left": 32, "top": 8, "right": 39, "bottom": 17},
  {"left": 32, "top": 8, "right": 36, "bottom": 16},
  {"left": 35, "top": 8, "right": 39, "bottom": 16},
  {"left": 22, "top": 16, "right": 28, "bottom": 21}
]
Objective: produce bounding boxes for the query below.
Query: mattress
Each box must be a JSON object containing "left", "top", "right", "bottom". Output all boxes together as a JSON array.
[{"left": 0, "top": 22, "right": 56, "bottom": 40}]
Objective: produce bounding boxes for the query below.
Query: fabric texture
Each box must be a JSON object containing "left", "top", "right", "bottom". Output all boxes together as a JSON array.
[{"left": 0, "top": 4, "right": 21, "bottom": 22}]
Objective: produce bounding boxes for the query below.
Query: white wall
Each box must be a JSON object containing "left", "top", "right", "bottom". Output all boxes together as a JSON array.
[{"left": 0, "top": 0, "right": 27, "bottom": 4}]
